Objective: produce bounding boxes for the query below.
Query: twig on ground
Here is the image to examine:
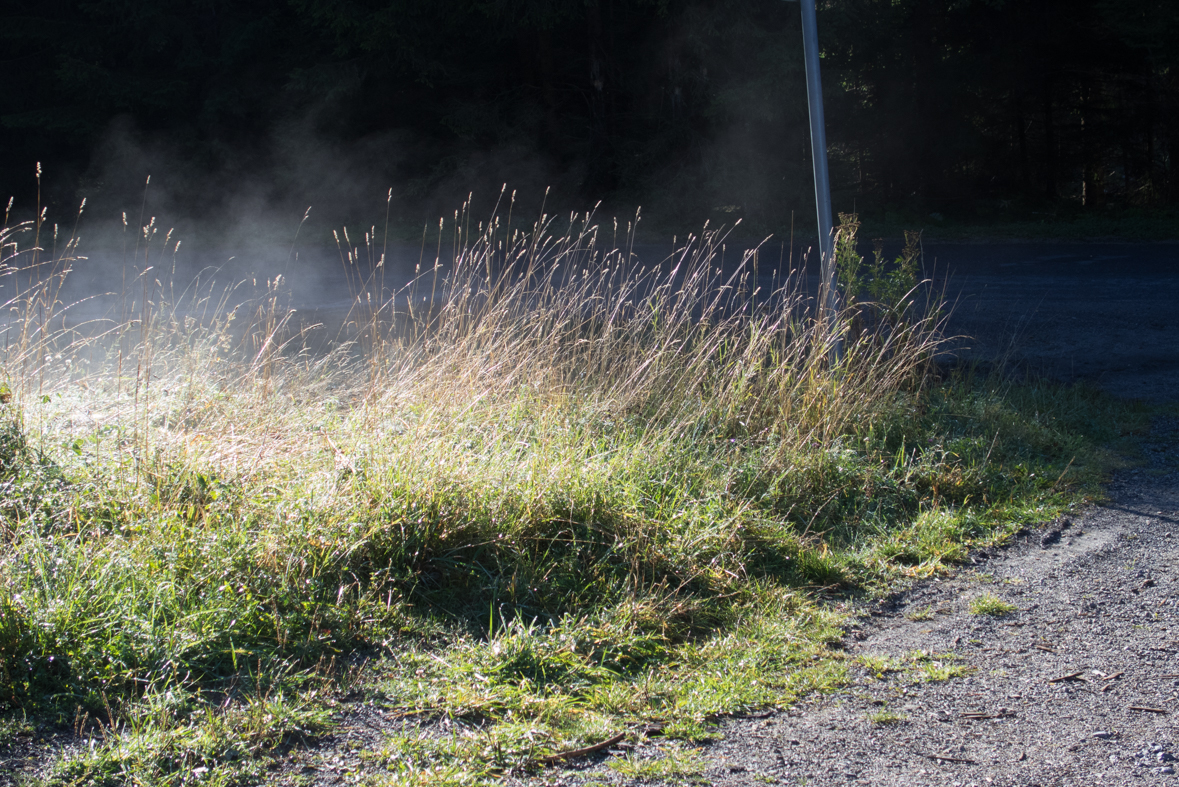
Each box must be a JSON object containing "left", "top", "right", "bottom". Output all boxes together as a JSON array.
[
  {"left": 540, "top": 732, "right": 627, "bottom": 765},
  {"left": 1128, "top": 706, "right": 1167, "bottom": 714},
  {"left": 918, "top": 752, "right": 977, "bottom": 764},
  {"left": 960, "top": 710, "right": 1014, "bottom": 720},
  {"left": 1047, "top": 672, "right": 1086, "bottom": 683},
  {"left": 742, "top": 710, "right": 775, "bottom": 720}
]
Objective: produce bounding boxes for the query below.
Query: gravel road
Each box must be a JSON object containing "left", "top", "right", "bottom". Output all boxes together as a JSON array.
[{"left": 548, "top": 418, "right": 1179, "bottom": 787}]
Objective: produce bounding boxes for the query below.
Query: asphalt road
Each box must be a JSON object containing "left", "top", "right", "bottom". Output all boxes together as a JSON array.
[{"left": 919, "top": 243, "right": 1179, "bottom": 402}]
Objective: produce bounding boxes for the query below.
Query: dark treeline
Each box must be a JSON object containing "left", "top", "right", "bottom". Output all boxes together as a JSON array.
[{"left": 2, "top": 0, "right": 1177, "bottom": 233}]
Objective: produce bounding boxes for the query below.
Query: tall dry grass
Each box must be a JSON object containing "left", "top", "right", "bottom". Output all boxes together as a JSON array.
[
  {"left": 1, "top": 199, "right": 944, "bottom": 489},
  {"left": 0, "top": 196, "right": 956, "bottom": 704}
]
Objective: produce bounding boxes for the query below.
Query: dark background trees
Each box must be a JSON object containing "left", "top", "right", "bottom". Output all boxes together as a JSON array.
[{"left": 2, "top": 0, "right": 1176, "bottom": 235}]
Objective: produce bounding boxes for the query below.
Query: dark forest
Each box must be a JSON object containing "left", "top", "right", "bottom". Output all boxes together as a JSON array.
[{"left": 3, "top": 0, "right": 1177, "bottom": 234}]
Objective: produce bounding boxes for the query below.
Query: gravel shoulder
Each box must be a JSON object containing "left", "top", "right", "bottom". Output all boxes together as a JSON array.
[{"left": 545, "top": 416, "right": 1179, "bottom": 787}]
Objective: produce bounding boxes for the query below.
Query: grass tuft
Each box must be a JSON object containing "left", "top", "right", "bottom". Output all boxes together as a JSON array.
[
  {"left": 867, "top": 709, "right": 907, "bottom": 725},
  {"left": 969, "top": 593, "right": 1018, "bottom": 617},
  {"left": 608, "top": 748, "right": 707, "bottom": 782}
]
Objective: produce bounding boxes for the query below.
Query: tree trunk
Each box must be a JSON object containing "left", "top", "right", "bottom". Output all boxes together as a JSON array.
[{"left": 1041, "top": 79, "right": 1057, "bottom": 199}]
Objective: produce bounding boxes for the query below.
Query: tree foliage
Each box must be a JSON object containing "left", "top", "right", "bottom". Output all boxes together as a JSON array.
[{"left": 1, "top": 0, "right": 1176, "bottom": 226}]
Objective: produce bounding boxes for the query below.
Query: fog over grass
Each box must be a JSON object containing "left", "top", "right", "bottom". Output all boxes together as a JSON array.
[{"left": 0, "top": 199, "right": 1138, "bottom": 785}]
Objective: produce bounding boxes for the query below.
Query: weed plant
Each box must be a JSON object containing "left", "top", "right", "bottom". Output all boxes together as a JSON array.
[
  {"left": 969, "top": 593, "right": 1017, "bottom": 617},
  {"left": 0, "top": 192, "right": 1138, "bottom": 784},
  {"left": 867, "top": 709, "right": 907, "bottom": 725}
]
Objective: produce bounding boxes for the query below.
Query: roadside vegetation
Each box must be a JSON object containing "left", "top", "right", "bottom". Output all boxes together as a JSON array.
[
  {"left": 969, "top": 593, "right": 1018, "bottom": 617},
  {"left": 0, "top": 198, "right": 1142, "bottom": 786}
]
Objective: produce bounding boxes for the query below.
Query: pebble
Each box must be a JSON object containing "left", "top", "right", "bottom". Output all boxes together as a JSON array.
[
  {"left": 1161, "top": 766, "right": 1176, "bottom": 775},
  {"left": 1093, "top": 731, "right": 1113, "bottom": 740},
  {"left": 1158, "top": 752, "right": 1175, "bottom": 763}
]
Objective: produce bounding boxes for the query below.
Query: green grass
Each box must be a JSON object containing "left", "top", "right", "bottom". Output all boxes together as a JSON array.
[
  {"left": 0, "top": 204, "right": 1144, "bottom": 784},
  {"left": 969, "top": 593, "right": 1018, "bottom": 617},
  {"left": 867, "top": 709, "right": 907, "bottom": 725},
  {"left": 0, "top": 713, "right": 33, "bottom": 743},
  {"left": 907, "top": 652, "right": 973, "bottom": 683},
  {"left": 857, "top": 654, "right": 903, "bottom": 678},
  {"left": 608, "top": 748, "right": 707, "bottom": 782}
]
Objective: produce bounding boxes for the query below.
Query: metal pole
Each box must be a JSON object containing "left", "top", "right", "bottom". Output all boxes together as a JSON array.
[{"left": 791, "top": 0, "right": 839, "bottom": 358}]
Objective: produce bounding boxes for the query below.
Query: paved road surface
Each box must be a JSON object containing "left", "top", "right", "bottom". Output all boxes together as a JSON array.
[{"left": 919, "top": 243, "right": 1179, "bottom": 401}]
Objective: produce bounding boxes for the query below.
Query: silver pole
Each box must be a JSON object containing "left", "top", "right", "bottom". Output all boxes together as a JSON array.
[{"left": 792, "top": 0, "right": 839, "bottom": 358}]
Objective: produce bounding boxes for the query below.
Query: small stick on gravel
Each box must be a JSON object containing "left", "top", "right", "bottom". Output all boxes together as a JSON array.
[
  {"left": 918, "top": 752, "right": 978, "bottom": 765},
  {"left": 540, "top": 732, "right": 627, "bottom": 764},
  {"left": 960, "top": 711, "right": 1014, "bottom": 720},
  {"left": 1102, "top": 671, "right": 1124, "bottom": 681},
  {"left": 1032, "top": 644, "right": 1056, "bottom": 653},
  {"left": 1159, "top": 673, "right": 1179, "bottom": 679},
  {"left": 1128, "top": 706, "right": 1168, "bottom": 714},
  {"left": 1047, "top": 672, "right": 1086, "bottom": 683}
]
